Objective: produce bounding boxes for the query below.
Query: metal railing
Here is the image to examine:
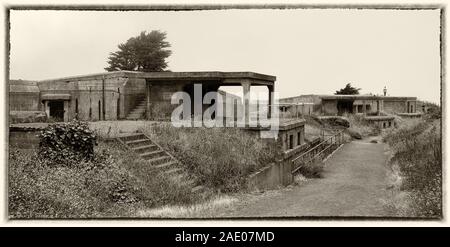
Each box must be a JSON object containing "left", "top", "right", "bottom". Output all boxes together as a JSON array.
[{"left": 291, "top": 130, "right": 344, "bottom": 174}]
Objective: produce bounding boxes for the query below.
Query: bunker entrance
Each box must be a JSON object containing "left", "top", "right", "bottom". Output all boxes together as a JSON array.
[
  {"left": 336, "top": 99, "right": 354, "bottom": 115},
  {"left": 49, "top": 101, "right": 64, "bottom": 121}
]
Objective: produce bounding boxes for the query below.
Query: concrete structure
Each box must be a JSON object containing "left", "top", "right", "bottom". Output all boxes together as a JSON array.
[
  {"left": 363, "top": 116, "right": 395, "bottom": 129},
  {"left": 9, "top": 71, "right": 276, "bottom": 126},
  {"left": 277, "top": 103, "right": 314, "bottom": 118},
  {"left": 279, "top": 94, "right": 418, "bottom": 116},
  {"left": 9, "top": 80, "right": 41, "bottom": 111}
]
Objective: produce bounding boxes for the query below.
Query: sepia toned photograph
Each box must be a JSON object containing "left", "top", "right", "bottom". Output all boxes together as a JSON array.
[{"left": 6, "top": 5, "right": 443, "bottom": 219}]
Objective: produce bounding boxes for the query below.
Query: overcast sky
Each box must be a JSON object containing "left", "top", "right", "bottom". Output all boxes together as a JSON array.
[{"left": 9, "top": 9, "right": 441, "bottom": 103}]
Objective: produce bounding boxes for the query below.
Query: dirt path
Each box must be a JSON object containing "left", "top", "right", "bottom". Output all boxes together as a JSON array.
[{"left": 215, "top": 138, "right": 395, "bottom": 217}]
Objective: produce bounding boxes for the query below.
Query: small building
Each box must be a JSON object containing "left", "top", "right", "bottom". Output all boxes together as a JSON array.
[
  {"left": 279, "top": 94, "right": 418, "bottom": 116},
  {"left": 9, "top": 80, "right": 40, "bottom": 111},
  {"left": 9, "top": 71, "right": 276, "bottom": 125},
  {"left": 364, "top": 116, "right": 395, "bottom": 129}
]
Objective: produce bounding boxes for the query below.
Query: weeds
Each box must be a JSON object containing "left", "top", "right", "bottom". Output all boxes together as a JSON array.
[
  {"left": 383, "top": 119, "right": 442, "bottom": 218},
  {"left": 141, "top": 123, "right": 281, "bottom": 192}
]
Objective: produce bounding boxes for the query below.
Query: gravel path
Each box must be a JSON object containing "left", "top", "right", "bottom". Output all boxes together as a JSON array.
[{"left": 215, "top": 138, "right": 394, "bottom": 218}]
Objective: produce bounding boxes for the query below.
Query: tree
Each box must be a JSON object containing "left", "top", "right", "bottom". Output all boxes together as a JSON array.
[
  {"left": 105, "top": 30, "right": 172, "bottom": 72},
  {"left": 335, "top": 83, "right": 361, "bottom": 95}
]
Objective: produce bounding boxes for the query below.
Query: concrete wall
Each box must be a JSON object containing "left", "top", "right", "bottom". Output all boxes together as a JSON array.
[
  {"left": 36, "top": 76, "right": 139, "bottom": 121},
  {"left": 247, "top": 160, "right": 293, "bottom": 191},
  {"left": 383, "top": 100, "right": 407, "bottom": 114},
  {"left": 280, "top": 125, "right": 305, "bottom": 151},
  {"left": 149, "top": 81, "right": 186, "bottom": 120},
  {"left": 9, "top": 93, "right": 41, "bottom": 111},
  {"left": 321, "top": 100, "right": 338, "bottom": 115},
  {"left": 9, "top": 129, "right": 41, "bottom": 149}
]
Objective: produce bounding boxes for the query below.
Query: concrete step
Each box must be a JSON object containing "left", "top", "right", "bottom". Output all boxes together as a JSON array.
[
  {"left": 126, "top": 139, "right": 153, "bottom": 148},
  {"left": 125, "top": 138, "right": 149, "bottom": 145},
  {"left": 147, "top": 155, "right": 172, "bottom": 165},
  {"left": 165, "top": 167, "right": 183, "bottom": 175},
  {"left": 127, "top": 113, "right": 144, "bottom": 117},
  {"left": 128, "top": 110, "right": 145, "bottom": 113},
  {"left": 140, "top": 150, "right": 165, "bottom": 159},
  {"left": 132, "top": 144, "right": 159, "bottom": 153},
  {"left": 119, "top": 133, "right": 146, "bottom": 142},
  {"left": 152, "top": 160, "right": 178, "bottom": 169}
]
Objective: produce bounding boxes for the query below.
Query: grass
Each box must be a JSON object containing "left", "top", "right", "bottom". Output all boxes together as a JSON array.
[
  {"left": 382, "top": 118, "right": 442, "bottom": 218},
  {"left": 8, "top": 141, "right": 200, "bottom": 218},
  {"left": 140, "top": 123, "right": 282, "bottom": 193},
  {"left": 137, "top": 195, "right": 238, "bottom": 218}
]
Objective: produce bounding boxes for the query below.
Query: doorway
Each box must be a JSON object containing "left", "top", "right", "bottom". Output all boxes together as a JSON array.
[{"left": 49, "top": 101, "right": 64, "bottom": 121}]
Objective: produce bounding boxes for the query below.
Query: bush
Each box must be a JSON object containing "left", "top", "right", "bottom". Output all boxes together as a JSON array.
[{"left": 38, "top": 120, "right": 97, "bottom": 165}]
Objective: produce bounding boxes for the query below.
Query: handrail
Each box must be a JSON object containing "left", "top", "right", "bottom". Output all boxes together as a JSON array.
[
  {"left": 292, "top": 131, "right": 340, "bottom": 162},
  {"left": 291, "top": 130, "right": 343, "bottom": 174}
]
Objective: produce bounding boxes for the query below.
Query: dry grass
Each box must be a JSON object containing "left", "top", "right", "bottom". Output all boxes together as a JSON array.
[
  {"left": 137, "top": 195, "right": 238, "bottom": 218},
  {"left": 140, "top": 123, "right": 281, "bottom": 193},
  {"left": 382, "top": 118, "right": 442, "bottom": 218}
]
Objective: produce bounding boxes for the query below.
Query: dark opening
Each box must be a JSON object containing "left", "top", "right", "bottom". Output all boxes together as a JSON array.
[
  {"left": 75, "top": 99, "right": 78, "bottom": 119},
  {"left": 337, "top": 99, "right": 354, "bottom": 115},
  {"left": 383, "top": 122, "right": 386, "bottom": 128},
  {"left": 357, "top": 105, "right": 363, "bottom": 113},
  {"left": 388, "top": 121, "right": 392, "bottom": 127},
  {"left": 98, "top": 100, "right": 101, "bottom": 120},
  {"left": 117, "top": 98, "right": 120, "bottom": 119},
  {"left": 297, "top": 132, "right": 301, "bottom": 145},
  {"left": 366, "top": 105, "right": 371, "bottom": 112},
  {"left": 289, "top": 134, "right": 294, "bottom": 149},
  {"left": 49, "top": 101, "right": 64, "bottom": 122}
]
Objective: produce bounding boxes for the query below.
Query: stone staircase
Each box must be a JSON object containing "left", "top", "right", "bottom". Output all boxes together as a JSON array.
[
  {"left": 116, "top": 132, "right": 205, "bottom": 194},
  {"left": 126, "top": 98, "right": 147, "bottom": 120}
]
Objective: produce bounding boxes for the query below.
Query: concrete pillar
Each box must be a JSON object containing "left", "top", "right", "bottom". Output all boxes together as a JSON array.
[
  {"left": 376, "top": 100, "right": 380, "bottom": 115},
  {"left": 44, "top": 101, "right": 50, "bottom": 118},
  {"left": 267, "top": 85, "right": 274, "bottom": 119},
  {"left": 242, "top": 81, "right": 251, "bottom": 127},
  {"left": 146, "top": 82, "right": 152, "bottom": 120},
  {"left": 362, "top": 100, "right": 366, "bottom": 114},
  {"left": 63, "top": 100, "right": 69, "bottom": 122}
]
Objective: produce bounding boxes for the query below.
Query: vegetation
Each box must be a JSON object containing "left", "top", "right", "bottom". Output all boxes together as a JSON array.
[
  {"left": 105, "top": 30, "right": 172, "bottom": 72},
  {"left": 335, "top": 83, "right": 361, "bottom": 95},
  {"left": 9, "top": 121, "right": 197, "bottom": 218},
  {"left": 383, "top": 118, "right": 441, "bottom": 218},
  {"left": 141, "top": 123, "right": 282, "bottom": 192},
  {"left": 38, "top": 120, "right": 97, "bottom": 164}
]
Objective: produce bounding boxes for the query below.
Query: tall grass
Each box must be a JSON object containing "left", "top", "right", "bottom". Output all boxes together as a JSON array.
[
  {"left": 383, "top": 119, "right": 442, "bottom": 217},
  {"left": 141, "top": 123, "right": 281, "bottom": 192}
]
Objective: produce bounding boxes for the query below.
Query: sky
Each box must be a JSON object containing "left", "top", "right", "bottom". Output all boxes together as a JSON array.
[{"left": 9, "top": 9, "right": 441, "bottom": 103}]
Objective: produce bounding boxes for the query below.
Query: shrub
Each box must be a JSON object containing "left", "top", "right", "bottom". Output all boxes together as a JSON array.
[{"left": 38, "top": 120, "right": 97, "bottom": 165}]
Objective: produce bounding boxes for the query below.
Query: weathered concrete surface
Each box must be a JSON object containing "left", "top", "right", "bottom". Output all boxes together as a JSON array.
[{"left": 214, "top": 138, "right": 394, "bottom": 217}]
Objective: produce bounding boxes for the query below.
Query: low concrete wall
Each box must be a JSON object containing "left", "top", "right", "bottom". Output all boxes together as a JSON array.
[
  {"left": 9, "top": 127, "right": 41, "bottom": 149},
  {"left": 247, "top": 160, "right": 293, "bottom": 191}
]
